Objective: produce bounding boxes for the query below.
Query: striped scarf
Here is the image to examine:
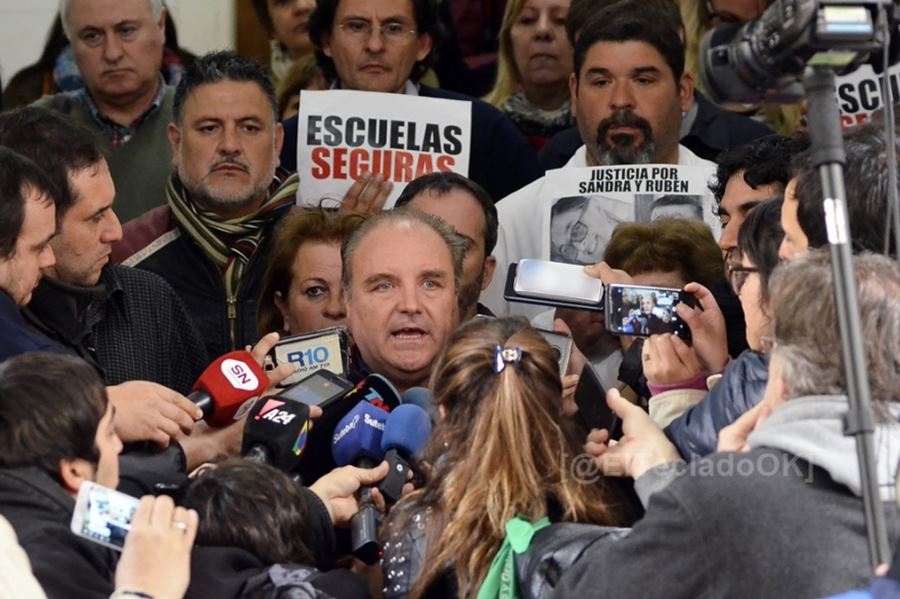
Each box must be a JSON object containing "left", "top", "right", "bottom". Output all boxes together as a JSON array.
[{"left": 166, "top": 172, "right": 299, "bottom": 300}]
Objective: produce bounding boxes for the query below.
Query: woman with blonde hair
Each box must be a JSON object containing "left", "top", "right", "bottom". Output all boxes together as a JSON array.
[
  {"left": 485, "top": 0, "right": 574, "bottom": 150},
  {"left": 381, "top": 316, "right": 629, "bottom": 598}
]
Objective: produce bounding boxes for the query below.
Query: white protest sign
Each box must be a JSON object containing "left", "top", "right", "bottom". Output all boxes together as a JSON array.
[
  {"left": 539, "top": 164, "right": 718, "bottom": 264},
  {"left": 296, "top": 89, "right": 472, "bottom": 208},
  {"left": 835, "top": 61, "right": 900, "bottom": 127}
]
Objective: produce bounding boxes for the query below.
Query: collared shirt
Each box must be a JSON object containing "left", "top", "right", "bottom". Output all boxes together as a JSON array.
[{"left": 70, "top": 76, "right": 166, "bottom": 146}]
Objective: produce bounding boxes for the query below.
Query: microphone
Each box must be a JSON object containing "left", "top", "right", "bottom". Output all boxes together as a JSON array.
[
  {"left": 331, "top": 401, "right": 389, "bottom": 565},
  {"left": 188, "top": 350, "right": 270, "bottom": 427},
  {"left": 242, "top": 396, "right": 312, "bottom": 472},
  {"left": 400, "top": 387, "right": 435, "bottom": 424},
  {"left": 296, "top": 374, "right": 400, "bottom": 485},
  {"left": 378, "top": 404, "right": 432, "bottom": 503}
]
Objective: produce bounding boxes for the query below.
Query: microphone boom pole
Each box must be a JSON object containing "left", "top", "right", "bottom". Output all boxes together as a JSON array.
[{"left": 804, "top": 65, "right": 891, "bottom": 568}]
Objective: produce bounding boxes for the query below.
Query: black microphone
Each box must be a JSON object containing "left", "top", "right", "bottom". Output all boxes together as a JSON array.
[
  {"left": 298, "top": 374, "right": 401, "bottom": 484},
  {"left": 242, "top": 396, "right": 311, "bottom": 473},
  {"left": 378, "top": 404, "right": 432, "bottom": 503}
]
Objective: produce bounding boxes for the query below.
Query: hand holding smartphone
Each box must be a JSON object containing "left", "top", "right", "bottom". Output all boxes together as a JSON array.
[{"left": 71, "top": 481, "right": 140, "bottom": 551}]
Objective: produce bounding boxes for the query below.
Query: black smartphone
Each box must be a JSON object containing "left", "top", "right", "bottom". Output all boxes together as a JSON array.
[
  {"left": 573, "top": 364, "right": 622, "bottom": 440},
  {"left": 605, "top": 283, "right": 696, "bottom": 339},
  {"left": 278, "top": 370, "right": 354, "bottom": 409},
  {"left": 504, "top": 262, "right": 605, "bottom": 312}
]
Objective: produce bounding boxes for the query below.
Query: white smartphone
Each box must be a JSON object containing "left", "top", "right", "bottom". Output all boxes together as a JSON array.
[
  {"left": 70, "top": 481, "right": 139, "bottom": 552},
  {"left": 513, "top": 259, "right": 604, "bottom": 305}
]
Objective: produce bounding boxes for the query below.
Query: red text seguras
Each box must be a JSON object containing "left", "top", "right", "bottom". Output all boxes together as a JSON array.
[{"left": 310, "top": 147, "right": 456, "bottom": 182}]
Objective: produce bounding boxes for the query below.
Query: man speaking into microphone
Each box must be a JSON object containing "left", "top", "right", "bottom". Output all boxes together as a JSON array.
[{"left": 342, "top": 208, "right": 466, "bottom": 393}]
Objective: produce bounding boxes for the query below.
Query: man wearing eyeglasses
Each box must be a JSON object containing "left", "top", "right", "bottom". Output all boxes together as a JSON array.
[{"left": 277, "top": 0, "right": 543, "bottom": 205}]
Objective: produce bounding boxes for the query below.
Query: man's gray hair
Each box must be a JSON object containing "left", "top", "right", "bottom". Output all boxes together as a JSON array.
[
  {"left": 769, "top": 250, "right": 900, "bottom": 416},
  {"left": 341, "top": 208, "right": 468, "bottom": 298},
  {"left": 59, "top": 0, "right": 165, "bottom": 39}
]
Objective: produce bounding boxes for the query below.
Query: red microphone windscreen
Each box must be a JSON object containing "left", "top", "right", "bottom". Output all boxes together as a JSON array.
[{"left": 192, "top": 350, "right": 270, "bottom": 427}]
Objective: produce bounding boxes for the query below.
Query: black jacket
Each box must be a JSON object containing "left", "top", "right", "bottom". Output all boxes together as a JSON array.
[
  {"left": 538, "top": 91, "right": 774, "bottom": 170},
  {"left": 24, "top": 264, "right": 209, "bottom": 395},
  {"left": 113, "top": 205, "right": 282, "bottom": 360},
  {"left": 280, "top": 84, "right": 543, "bottom": 203},
  {"left": 664, "top": 350, "right": 769, "bottom": 461},
  {"left": 0, "top": 468, "right": 116, "bottom": 599},
  {"left": 187, "top": 546, "right": 370, "bottom": 599}
]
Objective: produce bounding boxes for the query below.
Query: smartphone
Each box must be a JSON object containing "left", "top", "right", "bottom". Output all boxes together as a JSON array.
[
  {"left": 505, "top": 262, "right": 604, "bottom": 312},
  {"left": 535, "top": 328, "right": 573, "bottom": 376},
  {"left": 573, "top": 364, "right": 622, "bottom": 441},
  {"left": 605, "top": 283, "right": 696, "bottom": 339},
  {"left": 70, "top": 481, "right": 139, "bottom": 552},
  {"left": 278, "top": 369, "right": 355, "bottom": 409},
  {"left": 270, "top": 326, "right": 350, "bottom": 386}
]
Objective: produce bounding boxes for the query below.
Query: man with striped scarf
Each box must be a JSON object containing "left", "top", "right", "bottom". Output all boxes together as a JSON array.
[{"left": 113, "top": 51, "right": 298, "bottom": 359}]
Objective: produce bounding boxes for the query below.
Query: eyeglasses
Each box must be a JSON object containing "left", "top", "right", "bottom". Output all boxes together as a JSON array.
[
  {"left": 336, "top": 19, "right": 418, "bottom": 44},
  {"left": 727, "top": 263, "right": 759, "bottom": 295},
  {"left": 559, "top": 220, "right": 589, "bottom": 262}
]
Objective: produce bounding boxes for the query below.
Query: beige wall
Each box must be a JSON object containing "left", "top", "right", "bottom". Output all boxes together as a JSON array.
[{"left": 0, "top": 0, "right": 236, "bottom": 92}]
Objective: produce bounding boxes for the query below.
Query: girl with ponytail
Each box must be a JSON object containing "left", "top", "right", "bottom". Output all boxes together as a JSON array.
[{"left": 381, "top": 316, "right": 628, "bottom": 598}]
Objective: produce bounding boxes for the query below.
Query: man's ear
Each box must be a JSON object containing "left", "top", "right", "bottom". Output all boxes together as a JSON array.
[
  {"left": 322, "top": 32, "right": 333, "bottom": 58},
  {"left": 167, "top": 123, "right": 182, "bottom": 168},
  {"left": 678, "top": 71, "right": 695, "bottom": 114},
  {"left": 58, "top": 458, "right": 94, "bottom": 498},
  {"left": 274, "top": 122, "right": 285, "bottom": 162},
  {"left": 481, "top": 256, "right": 497, "bottom": 291},
  {"left": 569, "top": 72, "right": 579, "bottom": 115},
  {"left": 415, "top": 33, "right": 433, "bottom": 62}
]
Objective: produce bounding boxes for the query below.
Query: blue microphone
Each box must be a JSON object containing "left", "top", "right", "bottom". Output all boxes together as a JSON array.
[
  {"left": 400, "top": 386, "right": 436, "bottom": 423},
  {"left": 378, "top": 404, "right": 432, "bottom": 503},
  {"left": 330, "top": 401, "right": 388, "bottom": 565}
]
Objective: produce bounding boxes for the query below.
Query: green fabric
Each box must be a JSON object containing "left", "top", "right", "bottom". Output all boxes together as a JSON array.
[
  {"left": 33, "top": 87, "right": 176, "bottom": 224},
  {"left": 477, "top": 515, "right": 550, "bottom": 599}
]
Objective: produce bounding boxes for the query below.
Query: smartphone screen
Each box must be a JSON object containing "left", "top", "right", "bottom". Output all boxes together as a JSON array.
[
  {"left": 71, "top": 482, "right": 139, "bottom": 551},
  {"left": 605, "top": 284, "right": 694, "bottom": 339},
  {"left": 278, "top": 370, "right": 354, "bottom": 408}
]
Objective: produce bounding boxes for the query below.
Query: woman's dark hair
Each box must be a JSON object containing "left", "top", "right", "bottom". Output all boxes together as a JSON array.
[
  {"left": 178, "top": 460, "right": 317, "bottom": 566},
  {"left": 736, "top": 197, "right": 784, "bottom": 304},
  {"left": 0, "top": 353, "right": 106, "bottom": 478}
]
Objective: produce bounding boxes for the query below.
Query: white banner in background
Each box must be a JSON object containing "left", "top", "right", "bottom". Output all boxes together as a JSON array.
[{"left": 296, "top": 90, "right": 472, "bottom": 208}]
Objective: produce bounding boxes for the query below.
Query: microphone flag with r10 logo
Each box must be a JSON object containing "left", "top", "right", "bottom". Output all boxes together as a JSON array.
[
  {"left": 271, "top": 325, "right": 350, "bottom": 386},
  {"left": 188, "top": 350, "right": 270, "bottom": 427}
]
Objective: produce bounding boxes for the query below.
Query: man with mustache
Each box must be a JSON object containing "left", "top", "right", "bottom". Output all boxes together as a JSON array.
[
  {"left": 483, "top": 4, "right": 716, "bottom": 318},
  {"left": 113, "top": 51, "right": 298, "bottom": 359}
]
